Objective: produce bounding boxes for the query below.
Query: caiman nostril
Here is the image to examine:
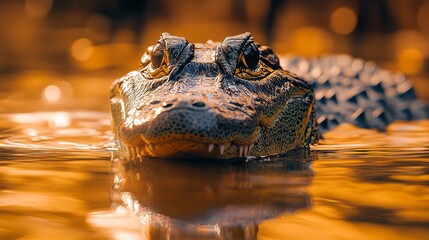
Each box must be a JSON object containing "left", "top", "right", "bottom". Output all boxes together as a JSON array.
[
  {"left": 192, "top": 101, "right": 206, "bottom": 108},
  {"left": 150, "top": 100, "right": 161, "bottom": 105},
  {"left": 162, "top": 102, "right": 173, "bottom": 108}
]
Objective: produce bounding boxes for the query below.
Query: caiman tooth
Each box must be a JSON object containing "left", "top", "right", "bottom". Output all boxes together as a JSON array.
[
  {"left": 130, "top": 147, "right": 134, "bottom": 160},
  {"left": 149, "top": 144, "right": 155, "bottom": 152},
  {"left": 126, "top": 146, "right": 132, "bottom": 160},
  {"left": 208, "top": 144, "right": 214, "bottom": 153},
  {"left": 136, "top": 146, "right": 141, "bottom": 156},
  {"left": 243, "top": 146, "right": 249, "bottom": 157},
  {"left": 129, "top": 146, "right": 136, "bottom": 160},
  {"left": 239, "top": 145, "right": 244, "bottom": 157},
  {"left": 219, "top": 145, "right": 225, "bottom": 155},
  {"left": 248, "top": 144, "right": 253, "bottom": 156}
]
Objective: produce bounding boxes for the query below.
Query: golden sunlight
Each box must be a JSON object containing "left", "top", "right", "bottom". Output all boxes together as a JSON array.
[
  {"left": 70, "top": 38, "right": 94, "bottom": 62},
  {"left": 396, "top": 48, "right": 424, "bottom": 75},
  {"left": 330, "top": 7, "right": 357, "bottom": 35},
  {"left": 43, "top": 85, "right": 61, "bottom": 102},
  {"left": 48, "top": 112, "right": 71, "bottom": 128},
  {"left": 290, "top": 27, "right": 333, "bottom": 56}
]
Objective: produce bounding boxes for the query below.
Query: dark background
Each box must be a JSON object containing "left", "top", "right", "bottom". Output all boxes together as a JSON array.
[{"left": 0, "top": 0, "right": 428, "bottom": 109}]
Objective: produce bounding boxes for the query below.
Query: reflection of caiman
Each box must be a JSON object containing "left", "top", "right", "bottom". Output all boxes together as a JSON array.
[
  {"left": 112, "top": 152, "right": 313, "bottom": 239},
  {"left": 110, "top": 33, "right": 429, "bottom": 160}
]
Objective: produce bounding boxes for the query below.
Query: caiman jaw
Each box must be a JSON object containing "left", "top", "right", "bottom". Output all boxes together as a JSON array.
[
  {"left": 120, "top": 98, "right": 260, "bottom": 160},
  {"left": 125, "top": 140, "right": 255, "bottom": 160}
]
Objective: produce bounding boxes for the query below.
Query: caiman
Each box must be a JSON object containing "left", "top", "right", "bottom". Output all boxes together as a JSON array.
[{"left": 110, "top": 32, "right": 429, "bottom": 160}]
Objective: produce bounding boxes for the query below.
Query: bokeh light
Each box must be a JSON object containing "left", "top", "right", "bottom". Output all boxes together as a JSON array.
[
  {"left": 43, "top": 85, "right": 61, "bottom": 102},
  {"left": 396, "top": 48, "right": 424, "bottom": 75},
  {"left": 392, "top": 30, "right": 428, "bottom": 54},
  {"left": 70, "top": 38, "right": 94, "bottom": 62},
  {"left": 23, "top": 128, "right": 39, "bottom": 137},
  {"left": 290, "top": 27, "right": 333, "bottom": 56},
  {"left": 330, "top": 7, "right": 357, "bottom": 35},
  {"left": 49, "top": 112, "right": 71, "bottom": 128}
]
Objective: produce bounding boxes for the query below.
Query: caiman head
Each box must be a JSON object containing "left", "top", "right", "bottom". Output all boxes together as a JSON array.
[{"left": 110, "top": 32, "right": 318, "bottom": 160}]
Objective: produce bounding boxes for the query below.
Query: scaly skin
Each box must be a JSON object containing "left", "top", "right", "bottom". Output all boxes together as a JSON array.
[
  {"left": 110, "top": 33, "right": 318, "bottom": 160},
  {"left": 280, "top": 55, "right": 429, "bottom": 133},
  {"left": 110, "top": 33, "right": 429, "bottom": 161}
]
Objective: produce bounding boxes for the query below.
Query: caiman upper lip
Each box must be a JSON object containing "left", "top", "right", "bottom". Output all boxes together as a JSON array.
[
  {"left": 121, "top": 135, "right": 255, "bottom": 160},
  {"left": 142, "top": 137, "right": 255, "bottom": 157},
  {"left": 122, "top": 105, "right": 260, "bottom": 160}
]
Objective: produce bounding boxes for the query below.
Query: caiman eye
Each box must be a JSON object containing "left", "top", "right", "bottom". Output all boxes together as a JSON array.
[
  {"left": 242, "top": 43, "right": 260, "bottom": 69},
  {"left": 236, "top": 43, "right": 271, "bottom": 80},
  {"left": 151, "top": 43, "right": 165, "bottom": 68}
]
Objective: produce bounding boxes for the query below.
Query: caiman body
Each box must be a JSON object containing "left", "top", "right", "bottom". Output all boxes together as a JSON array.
[{"left": 110, "top": 33, "right": 429, "bottom": 160}]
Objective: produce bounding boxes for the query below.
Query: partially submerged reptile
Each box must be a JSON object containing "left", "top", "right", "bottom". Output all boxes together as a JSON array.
[{"left": 110, "top": 32, "right": 429, "bottom": 160}]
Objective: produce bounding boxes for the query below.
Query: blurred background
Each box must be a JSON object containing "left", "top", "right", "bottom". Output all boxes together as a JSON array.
[{"left": 1, "top": 0, "right": 429, "bottom": 112}]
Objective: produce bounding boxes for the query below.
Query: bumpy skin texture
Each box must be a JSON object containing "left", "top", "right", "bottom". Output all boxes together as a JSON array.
[
  {"left": 110, "top": 33, "right": 318, "bottom": 160},
  {"left": 110, "top": 33, "right": 428, "bottom": 160},
  {"left": 281, "top": 55, "right": 429, "bottom": 133}
]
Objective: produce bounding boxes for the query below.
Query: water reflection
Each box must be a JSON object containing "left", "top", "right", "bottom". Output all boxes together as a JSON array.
[
  {"left": 0, "top": 107, "right": 428, "bottom": 239},
  {"left": 0, "top": 84, "right": 428, "bottom": 239},
  {"left": 0, "top": 111, "right": 111, "bottom": 151},
  {"left": 110, "top": 151, "right": 315, "bottom": 239}
]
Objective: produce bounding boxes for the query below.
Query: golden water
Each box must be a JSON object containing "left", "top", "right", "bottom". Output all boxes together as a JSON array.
[{"left": 0, "top": 76, "right": 428, "bottom": 239}]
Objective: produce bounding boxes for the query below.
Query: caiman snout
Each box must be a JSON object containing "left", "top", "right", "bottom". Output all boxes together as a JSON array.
[
  {"left": 159, "top": 99, "right": 209, "bottom": 111},
  {"left": 146, "top": 97, "right": 219, "bottom": 141},
  {"left": 120, "top": 95, "right": 260, "bottom": 160}
]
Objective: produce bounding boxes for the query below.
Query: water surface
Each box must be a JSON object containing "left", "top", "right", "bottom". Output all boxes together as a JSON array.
[{"left": 0, "top": 77, "right": 428, "bottom": 239}]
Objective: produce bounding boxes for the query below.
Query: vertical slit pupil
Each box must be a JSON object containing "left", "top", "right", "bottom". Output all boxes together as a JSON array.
[
  {"left": 151, "top": 44, "right": 164, "bottom": 68},
  {"left": 243, "top": 44, "right": 260, "bottom": 70}
]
